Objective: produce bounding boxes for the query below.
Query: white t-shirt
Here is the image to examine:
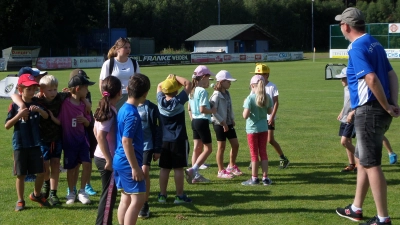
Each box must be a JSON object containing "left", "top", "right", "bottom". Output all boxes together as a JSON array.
[
  {"left": 265, "top": 81, "right": 279, "bottom": 120},
  {"left": 99, "top": 58, "right": 140, "bottom": 94}
]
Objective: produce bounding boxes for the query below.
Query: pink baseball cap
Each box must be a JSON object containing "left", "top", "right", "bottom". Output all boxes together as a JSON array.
[
  {"left": 250, "top": 75, "right": 265, "bottom": 85},
  {"left": 193, "top": 65, "right": 214, "bottom": 77}
]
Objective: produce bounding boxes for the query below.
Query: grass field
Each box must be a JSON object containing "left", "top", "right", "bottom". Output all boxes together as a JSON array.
[{"left": 0, "top": 58, "right": 399, "bottom": 225}]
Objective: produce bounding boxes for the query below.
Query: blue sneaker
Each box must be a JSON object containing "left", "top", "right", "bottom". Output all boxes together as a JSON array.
[
  {"left": 24, "top": 174, "right": 36, "bottom": 182},
  {"left": 389, "top": 153, "right": 397, "bottom": 165},
  {"left": 174, "top": 194, "right": 192, "bottom": 204},
  {"left": 85, "top": 184, "right": 97, "bottom": 196},
  {"left": 241, "top": 178, "right": 260, "bottom": 186}
]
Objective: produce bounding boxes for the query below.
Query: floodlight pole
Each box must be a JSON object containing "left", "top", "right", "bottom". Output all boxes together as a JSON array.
[
  {"left": 108, "top": 0, "right": 111, "bottom": 49},
  {"left": 311, "top": 0, "right": 314, "bottom": 52},
  {"left": 218, "top": 0, "right": 221, "bottom": 25}
]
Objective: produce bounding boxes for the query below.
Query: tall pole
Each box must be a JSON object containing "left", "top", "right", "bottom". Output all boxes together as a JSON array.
[
  {"left": 311, "top": 0, "right": 314, "bottom": 52},
  {"left": 218, "top": 0, "right": 220, "bottom": 25},
  {"left": 108, "top": 0, "right": 111, "bottom": 49}
]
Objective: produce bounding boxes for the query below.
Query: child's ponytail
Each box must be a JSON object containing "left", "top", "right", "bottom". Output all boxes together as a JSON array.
[
  {"left": 94, "top": 76, "right": 121, "bottom": 122},
  {"left": 255, "top": 79, "right": 268, "bottom": 108}
]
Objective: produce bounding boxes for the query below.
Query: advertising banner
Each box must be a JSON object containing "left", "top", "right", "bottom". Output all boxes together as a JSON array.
[
  {"left": 330, "top": 49, "right": 400, "bottom": 59},
  {"left": 0, "top": 76, "right": 18, "bottom": 98},
  {"left": 11, "top": 50, "right": 32, "bottom": 58},
  {"left": 131, "top": 54, "right": 191, "bottom": 65},
  {"left": 36, "top": 57, "right": 72, "bottom": 70},
  {"left": 0, "top": 58, "right": 6, "bottom": 71},
  {"left": 389, "top": 24, "right": 400, "bottom": 33},
  {"left": 71, "top": 57, "right": 104, "bottom": 68},
  {"left": 191, "top": 52, "right": 303, "bottom": 63}
]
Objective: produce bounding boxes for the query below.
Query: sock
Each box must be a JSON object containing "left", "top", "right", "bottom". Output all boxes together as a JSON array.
[
  {"left": 262, "top": 176, "right": 268, "bottom": 180},
  {"left": 252, "top": 176, "right": 258, "bottom": 181},
  {"left": 280, "top": 154, "right": 286, "bottom": 160},
  {"left": 377, "top": 215, "right": 390, "bottom": 223},
  {"left": 192, "top": 164, "right": 199, "bottom": 171},
  {"left": 351, "top": 204, "right": 362, "bottom": 212},
  {"left": 50, "top": 190, "right": 57, "bottom": 196},
  {"left": 44, "top": 179, "right": 50, "bottom": 186}
]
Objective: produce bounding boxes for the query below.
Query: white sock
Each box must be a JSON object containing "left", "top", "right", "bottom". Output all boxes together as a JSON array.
[
  {"left": 377, "top": 215, "right": 390, "bottom": 223},
  {"left": 192, "top": 164, "right": 199, "bottom": 171},
  {"left": 351, "top": 204, "right": 362, "bottom": 212}
]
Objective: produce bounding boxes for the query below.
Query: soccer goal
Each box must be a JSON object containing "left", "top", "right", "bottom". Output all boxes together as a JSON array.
[{"left": 325, "top": 63, "right": 346, "bottom": 80}]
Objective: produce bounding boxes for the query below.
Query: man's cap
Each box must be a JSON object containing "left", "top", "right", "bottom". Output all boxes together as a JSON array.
[
  {"left": 69, "top": 69, "right": 90, "bottom": 79},
  {"left": 216, "top": 70, "right": 237, "bottom": 82},
  {"left": 335, "top": 7, "right": 365, "bottom": 27},
  {"left": 18, "top": 67, "right": 40, "bottom": 77},
  {"left": 161, "top": 75, "right": 182, "bottom": 94},
  {"left": 68, "top": 74, "right": 95, "bottom": 88},
  {"left": 250, "top": 75, "right": 265, "bottom": 85},
  {"left": 250, "top": 63, "right": 270, "bottom": 74},
  {"left": 32, "top": 68, "right": 47, "bottom": 75},
  {"left": 18, "top": 74, "right": 39, "bottom": 87},
  {"left": 335, "top": 67, "right": 348, "bottom": 79},
  {"left": 193, "top": 65, "right": 214, "bottom": 77}
]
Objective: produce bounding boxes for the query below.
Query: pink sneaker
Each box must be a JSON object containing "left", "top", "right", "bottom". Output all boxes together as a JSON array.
[
  {"left": 227, "top": 165, "right": 243, "bottom": 176},
  {"left": 217, "top": 169, "right": 234, "bottom": 179}
]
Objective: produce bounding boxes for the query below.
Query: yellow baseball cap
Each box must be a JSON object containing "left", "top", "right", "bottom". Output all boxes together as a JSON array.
[
  {"left": 250, "top": 63, "right": 270, "bottom": 74},
  {"left": 161, "top": 75, "right": 182, "bottom": 94}
]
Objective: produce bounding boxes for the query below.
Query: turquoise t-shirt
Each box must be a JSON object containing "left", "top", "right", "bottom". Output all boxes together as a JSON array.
[
  {"left": 189, "top": 87, "right": 211, "bottom": 121},
  {"left": 243, "top": 93, "right": 272, "bottom": 134}
]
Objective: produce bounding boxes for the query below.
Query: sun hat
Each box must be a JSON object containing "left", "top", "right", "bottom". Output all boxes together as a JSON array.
[
  {"left": 335, "top": 67, "right": 347, "bottom": 78},
  {"left": 335, "top": 7, "right": 365, "bottom": 27},
  {"left": 250, "top": 63, "right": 270, "bottom": 74},
  {"left": 250, "top": 75, "right": 265, "bottom": 85},
  {"left": 215, "top": 70, "right": 237, "bottom": 82},
  {"left": 18, "top": 74, "right": 39, "bottom": 87},
  {"left": 161, "top": 74, "right": 182, "bottom": 94}
]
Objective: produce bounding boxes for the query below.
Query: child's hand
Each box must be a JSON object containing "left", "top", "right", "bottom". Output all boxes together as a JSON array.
[
  {"left": 85, "top": 104, "right": 91, "bottom": 115},
  {"left": 17, "top": 108, "right": 29, "bottom": 120},
  {"left": 48, "top": 110, "right": 54, "bottom": 119},
  {"left": 29, "top": 105, "right": 41, "bottom": 112},
  {"left": 18, "top": 104, "right": 28, "bottom": 120},
  {"left": 132, "top": 168, "right": 144, "bottom": 181},
  {"left": 104, "top": 160, "right": 113, "bottom": 172},
  {"left": 76, "top": 113, "right": 88, "bottom": 124},
  {"left": 211, "top": 107, "right": 217, "bottom": 114},
  {"left": 62, "top": 87, "right": 70, "bottom": 93},
  {"left": 153, "top": 153, "right": 160, "bottom": 161},
  {"left": 223, "top": 124, "right": 229, "bottom": 132}
]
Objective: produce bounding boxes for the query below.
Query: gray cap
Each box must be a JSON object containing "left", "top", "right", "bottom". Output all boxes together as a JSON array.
[{"left": 335, "top": 7, "right": 365, "bottom": 27}]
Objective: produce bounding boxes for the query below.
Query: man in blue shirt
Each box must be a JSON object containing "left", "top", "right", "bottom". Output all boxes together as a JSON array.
[{"left": 334, "top": 8, "right": 399, "bottom": 225}]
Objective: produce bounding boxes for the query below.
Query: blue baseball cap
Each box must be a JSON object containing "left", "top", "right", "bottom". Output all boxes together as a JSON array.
[{"left": 18, "top": 67, "right": 40, "bottom": 77}]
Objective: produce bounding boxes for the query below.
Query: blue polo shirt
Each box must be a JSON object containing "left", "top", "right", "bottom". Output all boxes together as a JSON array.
[{"left": 346, "top": 33, "right": 392, "bottom": 108}]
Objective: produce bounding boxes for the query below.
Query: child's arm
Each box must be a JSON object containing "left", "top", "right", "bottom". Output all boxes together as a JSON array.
[
  {"left": 95, "top": 127, "right": 113, "bottom": 171},
  {"left": 5, "top": 108, "right": 29, "bottom": 129},
  {"left": 200, "top": 105, "right": 216, "bottom": 115},
  {"left": 243, "top": 96, "right": 250, "bottom": 119},
  {"left": 187, "top": 104, "right": 193, "bottom": 120},
  {"left": 122, "top": 137, "right": 144, "bottom": 181},
  {"left": 49, "top": 111, "right": 61, "bottom": 125},
  {"left": 153, "top": 107, "right": 163, "bottom": 161},
  {"left": 268, "top": 95, "right": 279, "bottom": 125},
  {"left": 210, "top": 93, "right": 227, "bottom": 130},
  {"left": 337, "top": 107, "right": 344, "bottom": 121},
  {"left": 10, "top": 94, "right": 28, "bottom": 120},
  {"left": 267, "top": 106, "right": 273, "bottom": 115},
  {"left": 243, "top": 108, "right": 250, "bottom": 119},
  {"left": 175, "top": 75, "right": 192, "bottom": 95},
  {"left": 30, "top": 105, "right": 49, "bottom": 119},
  {"left": 347, "top": 110, "right": 355, "bottom": 123},
  {"left": 81, "top": 97, "right": 92, "bottom": 115}
]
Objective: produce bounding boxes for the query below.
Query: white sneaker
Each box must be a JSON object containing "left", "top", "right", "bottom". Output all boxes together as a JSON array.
[
  {"left": 78, "top": 189, "right": 91, "bottom": 204},
  {"left": 66, "top": 192, "right": 76, "bottom": 204},
  {"left": 199, "top": 164, "right": 210, "bottom": 170}
]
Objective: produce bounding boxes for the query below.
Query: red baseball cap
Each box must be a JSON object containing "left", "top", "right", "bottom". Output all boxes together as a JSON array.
[{"left": 18, "top": 74, "right": 39, "bottom": 87}]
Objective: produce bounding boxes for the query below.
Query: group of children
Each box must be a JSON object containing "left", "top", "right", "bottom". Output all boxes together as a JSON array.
[{"left": 5, "top": 62, "right": 289, "bottom": 225}]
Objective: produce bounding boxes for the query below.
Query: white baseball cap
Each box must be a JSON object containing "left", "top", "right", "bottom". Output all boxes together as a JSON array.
[
  {"left": 335, "top": 67, "right": 347, "bottom": 79},
  {"left": 32, "top": 68, "right": 48, "bottom": 75},
  {"left": 216, "top": 70, "right": 237, "bottom": 82}
]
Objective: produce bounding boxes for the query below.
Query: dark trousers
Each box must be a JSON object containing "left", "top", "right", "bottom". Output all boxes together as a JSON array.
[{"left": 94, "top": 157, "right": 117, "bottom": 225}]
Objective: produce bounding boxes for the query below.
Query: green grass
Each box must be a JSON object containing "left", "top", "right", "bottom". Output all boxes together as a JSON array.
[{"left": 1, "top": 58, "right": 400, "bottom": 225}]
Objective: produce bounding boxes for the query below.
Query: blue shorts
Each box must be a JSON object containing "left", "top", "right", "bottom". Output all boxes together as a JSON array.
[
  {"left": 63, "top": 146, "right": 91, "bottom": 170},
  {"left": 354, "top": 101, "right": 392, "bottom": 167},
  {"left": 114, "top": 169, "right": 146, "bottom": 194},
  {"left": 40, "top": 141, "right": 63, "bottom": 161},
  {"left": 338, "top": 122, "right": 356, "bottom": 138}
]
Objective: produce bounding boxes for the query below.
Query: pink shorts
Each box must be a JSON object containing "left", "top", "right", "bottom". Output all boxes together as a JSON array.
[{"left": 247, "top": 132, "right": 268, "bottom": 162}]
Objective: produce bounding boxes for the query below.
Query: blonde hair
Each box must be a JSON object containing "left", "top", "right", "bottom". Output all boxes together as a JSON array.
[
  {"left": 39, "top": 75, "right": 58, "bottom": 89},
  {"left": 107, "top": 38, "right": 130, "bottom": 59},
  {"left": 189, "top": 76, "right": 202, "bottom": 99},
  {"left": 254, "top": 79, "right": 268, "bottom": 107},
  {"left": 213, "top": 81, "right": 223, "bottom": 91}
]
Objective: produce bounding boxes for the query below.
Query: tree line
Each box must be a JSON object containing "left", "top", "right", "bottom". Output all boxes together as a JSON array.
[{"left": 0, "top": 0, "right": 399, "bottom": 56}]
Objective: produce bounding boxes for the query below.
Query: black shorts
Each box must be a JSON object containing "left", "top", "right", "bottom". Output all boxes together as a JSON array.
[
  {"left": 213, "top": 124, "right": 237, "bottom": 141},
  {"left": 159, "top": 140, "right": 189, "bottom": 169},
  {"left": 142, "top": 150, "right": 155, "bottom": 166},
  {"left": 267, "top": 120, "right": 275, "bottom": 130},
  {"left": 339, "top": 122, "right": 356, "bottom": 138},
  {"left": 14, "top": 147, "right": 44, "bottom": 176},
  {"left": 191, "top": 119, "right": 212, "bottom": 144},
  {"left": 86, "top": 117, "right": 97, "bottom": 159}
]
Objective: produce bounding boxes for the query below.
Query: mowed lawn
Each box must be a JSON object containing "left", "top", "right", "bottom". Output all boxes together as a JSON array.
[{"left": 0, "top": 58, "right": 399, "bottom": 225}]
